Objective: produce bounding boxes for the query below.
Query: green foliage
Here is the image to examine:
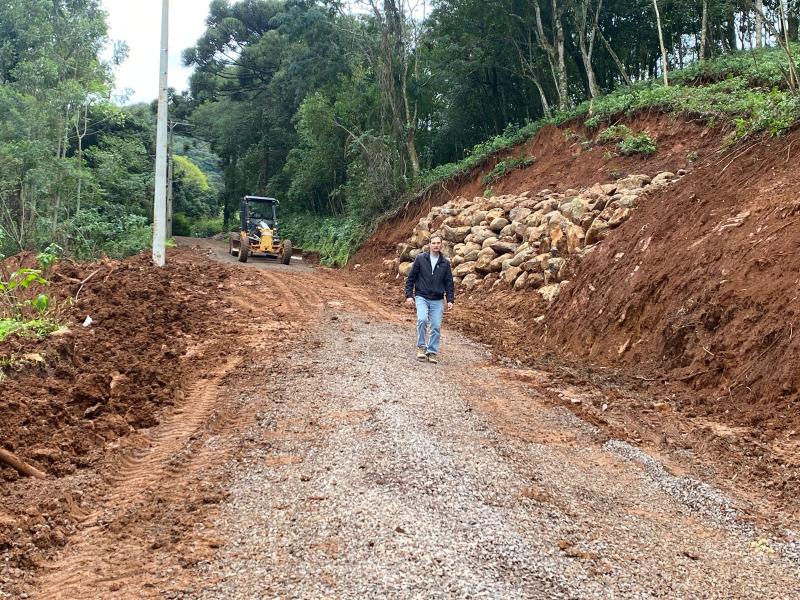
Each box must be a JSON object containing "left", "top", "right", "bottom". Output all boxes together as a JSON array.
[
  {"left": 172, "top": 154, "right": 219, "bottom": 218},
  {"left": 0, "top": 247, "right": 57, "bottom": 341},
  {"left": 60, "top": 208, "right": 152, "bottom": 260},
  {"left": 618, "top": 132, "right": 657, "bottom": 155},
  {"left": 597, "top": 124, "right": 633, "bottom": 143},
  {"left": 0, "top": 318, "right": 57, "bottom": 343},
  {"left": 187, "top": 215, "right": 225, "bottom": 238},
  {"left": 482, "top": 156, "right": 535, "bottom": 185},
  {"left": 280, "top": 213, "right": 366, "bottom": 268}
]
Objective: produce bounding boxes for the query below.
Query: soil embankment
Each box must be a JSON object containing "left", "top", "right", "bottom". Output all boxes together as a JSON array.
[{"left": 354, "top": 116, "right": 800, "bottom": 521}]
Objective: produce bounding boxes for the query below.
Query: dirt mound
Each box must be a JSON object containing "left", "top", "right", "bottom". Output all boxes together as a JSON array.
[
  {"left": 0, "top": 249, "right": 231, "bottom": 575},
  {"left": 542, "top": 127, "right": 800, "bottom": 433}
]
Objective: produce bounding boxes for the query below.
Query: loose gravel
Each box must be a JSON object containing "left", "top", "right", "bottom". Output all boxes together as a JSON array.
[{"left": 185, "top": 310, "right": 800, "bottom": 599}]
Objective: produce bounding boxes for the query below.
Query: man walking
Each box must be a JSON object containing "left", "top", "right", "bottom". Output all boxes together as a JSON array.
[{"left": 404, "top": 234, "right": 455, "bottom": 363}]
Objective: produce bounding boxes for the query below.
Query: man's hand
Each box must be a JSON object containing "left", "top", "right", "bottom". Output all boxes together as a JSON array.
[
  {"left": 447, "top": 302, "right": 453, "bottom": 311},
  {"left": 405, "top": 297, "right": 415, "bottom": 307}
]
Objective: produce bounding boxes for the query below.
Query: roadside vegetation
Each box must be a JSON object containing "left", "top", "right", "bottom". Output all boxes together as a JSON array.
[{"left": 0, "top": 246, "right": 60, "bottom": 343}]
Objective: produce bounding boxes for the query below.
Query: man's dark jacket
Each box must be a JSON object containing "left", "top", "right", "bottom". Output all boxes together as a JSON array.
[{"left": 404, "top": 252, "right": 455, "bottom": 303}]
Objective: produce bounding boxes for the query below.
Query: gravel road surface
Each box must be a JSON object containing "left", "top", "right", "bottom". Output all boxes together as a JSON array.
[{"left": 187, "top": 309, "right": 800, "bottom": 599}]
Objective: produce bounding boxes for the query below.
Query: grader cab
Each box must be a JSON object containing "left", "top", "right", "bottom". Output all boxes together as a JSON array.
[{"left": 229, "top": 196, "right": 293, "bottom": 265}]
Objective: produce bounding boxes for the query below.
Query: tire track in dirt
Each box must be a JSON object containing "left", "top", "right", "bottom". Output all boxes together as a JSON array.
[{"left": 34, "top": 353, "right": 243, "bottom": 599}]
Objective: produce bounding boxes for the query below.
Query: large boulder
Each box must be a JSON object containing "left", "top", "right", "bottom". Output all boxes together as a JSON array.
[
  {"left": 513, "top": 271, "right": 529, "bottom": 291},
  {"left": 538, "top": 283, "right": 562, "bottom": 303},
  {"left": 510, "top": 247, "right": 535, "bottom": 268},
  {"left": 616, "top": 174, "right": 651, "bottom": 190},
  {"left": 453, "top": 261, "right": 477, "bottom": 277},
  {"left": 398, "top": 261, "right": 414, "bottom": 277},
  {"left": 485, "top": 208, "right": 506, "bottom": 221},
  {"left": 481, "top": 236, "right": 499, "bottom": 249},
  {"left": 470, "top": 210, "right": 489, "bottom": 226},
  {"left": 442, "top": 224, "right": 472, "bottom": 243},
  {"left": 564, "top": 223, "right": 585, "bottom": 254},
  {"left": 650, "top": 171, "right": 674, "bottom": 186},
  {"left": 489, "top": 217, "right": 510, "bottom": 233},
  {"left": 475, "top": 247, "right": 498, "bottom": 273},
  {"left": 585, "top": 218, "right": 610, "bottom": 244},
  {"left": 396, "top": 242, "right": 414, "bottom": 261},
  {"left": 471, "top": 227, "right": 495, "bottom": 245},
  {"left": 410, "top": 228, "right": 429, "bottom": 247},
  {"left": 608, "top": 207, "right": 631, "bottom": 228},
  {"left": 488, "top": 252, "right": 513, "bottom": 272},
  {"left": 502, "top": 266, "right": 523, "bottom": 286},
  {"left": 462, "top": 273, "right": 480, "bottom": 290},
  {"left": 527, "top": 224, "right": 547, "bottom": 243},
  {"left": 490, "top": 239, "right": 519, "bottom": 255},
  {"left": 509, "top": 206, "right": 532, "bottom": 222},
  {"left": 559, "top": 197, "right": 591, "bottom": 224},
  {"left": 462, "top": 242, "right": 482, "bottom": 262}
]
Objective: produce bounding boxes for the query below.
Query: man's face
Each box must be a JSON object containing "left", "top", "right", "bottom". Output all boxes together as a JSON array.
[{"left": 430, "top": 237, "right": 443, "bottom": 253}]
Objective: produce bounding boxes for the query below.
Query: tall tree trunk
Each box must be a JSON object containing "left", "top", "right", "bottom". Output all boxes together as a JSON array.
[
  {"left": 748, "top": 0, "right": 799, "bottom": 90},
  {"left": 755, "top": 0, "right": 764, "bottom": 48},
  {"left": 597, "top": 28, "right": 632, "bottom": 85},
  {"left": 700, "top": 0, "right": 709, "bottom": 59},
  {"left": 533, "top": 0, "right": 569, "bottom": 109},
  {"left": 576, "top": 0, "right": 603, "bottom": 98},
  {"left": 652, "top": 0, "right": 669, "bottom": 86}
]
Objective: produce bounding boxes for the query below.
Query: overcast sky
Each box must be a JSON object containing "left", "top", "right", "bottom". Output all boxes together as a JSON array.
[{"left": 102, "top": 0, "right": 213, "bottom": 104}]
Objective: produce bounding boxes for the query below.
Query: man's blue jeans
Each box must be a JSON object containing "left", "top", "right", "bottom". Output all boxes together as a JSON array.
[{"left": 415, "top": 296, "right": 444, "bottom": 355}]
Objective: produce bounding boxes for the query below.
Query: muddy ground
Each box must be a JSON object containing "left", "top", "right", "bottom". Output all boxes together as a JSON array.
[{"left": 0, "top": 237, "right": 798, "bottom": 598}]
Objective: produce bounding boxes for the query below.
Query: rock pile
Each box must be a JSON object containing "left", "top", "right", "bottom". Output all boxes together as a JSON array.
[{"left": 386, "top": 171, "right": 683, "bottom": 302}]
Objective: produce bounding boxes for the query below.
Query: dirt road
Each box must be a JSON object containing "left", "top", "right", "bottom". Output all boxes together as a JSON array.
[{"left": 4, "top": 241, "right": 800, "bottom": 598}]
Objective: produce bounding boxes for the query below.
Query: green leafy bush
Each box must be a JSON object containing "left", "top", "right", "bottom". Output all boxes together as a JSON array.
[
  {"left": 482, "top": 156, "right": 535, "bottom": 185},
  {"left": 280, "top": 213, "right": 367, "bottom": 267},
  {"left": 0, "top": 248, "right": 59, "bottom": 342},
  {"left": 189, "top": 215, "right": 225, "bottom": 238},
  {"left": 618, "top": 132, "right": 657, "bottom": 155},
  {"left": 597, "top": 124, "right": 632, "bottom": 143}
]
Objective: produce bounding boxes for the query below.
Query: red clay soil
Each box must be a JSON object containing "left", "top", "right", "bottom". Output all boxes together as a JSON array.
[
  {"left": 541, "top": 126, "right": 800, "bottom": 443},
  {"left": 0, "top": 249, "right": 231, "bottom": 575},
  {"left": 354, "top": 114, "right": 800, "bottom": 518}
]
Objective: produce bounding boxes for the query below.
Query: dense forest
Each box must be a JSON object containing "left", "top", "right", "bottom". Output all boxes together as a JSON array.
[{"left": 1, "top": 0, "right": 799, "bottom": 263}]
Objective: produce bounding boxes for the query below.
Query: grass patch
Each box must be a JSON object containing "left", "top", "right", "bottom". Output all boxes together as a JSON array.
[
  {"left": 618, "top": 132, "right": 657, "bottom": 155},
  {"left": 482, "top": 156, "right": 535, "bottom": 185},
  {"left": 0, "top": 318, "right": 58, "bottom": 342},
  {"left": 597, "top": 124, "right": 632, "bottom": 143}
]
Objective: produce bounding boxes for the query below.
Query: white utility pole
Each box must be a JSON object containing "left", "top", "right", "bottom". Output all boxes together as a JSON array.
[{"left": 153, "top": 0, "right": 169, "bottom": 267}]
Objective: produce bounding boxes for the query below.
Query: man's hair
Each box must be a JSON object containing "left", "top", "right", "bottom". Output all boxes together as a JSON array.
[{"left": 429, "top": 234, "right": 443, "bottom": 243}]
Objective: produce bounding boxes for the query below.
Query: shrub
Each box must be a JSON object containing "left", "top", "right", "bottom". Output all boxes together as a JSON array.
[
  {"left": 618, "top": 132, "right": 657, "bottom": 155},
  {"left": 482, "top": 156, "right": 535, "bottom": 185},
  {"left": 189, "top": 215, "right": 225, "bottom": 238},
  {"left": 280, "top": 213, "right": 367, "bottom": 267},
  {"left": 597, "top": 124, "right": 632, "bottom": 143}
]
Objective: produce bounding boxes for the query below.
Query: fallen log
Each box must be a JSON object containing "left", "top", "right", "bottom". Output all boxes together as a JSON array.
[{"left": 0, "top": 447, "right": 47, "bottom": 479}]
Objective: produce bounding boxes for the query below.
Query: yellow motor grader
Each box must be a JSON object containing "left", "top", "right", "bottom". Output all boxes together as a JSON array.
[{"left": 229, "top": 196, "right": 294, "bottom": 265}]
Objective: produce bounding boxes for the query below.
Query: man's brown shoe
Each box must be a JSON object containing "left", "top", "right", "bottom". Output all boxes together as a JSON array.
[
  {"left": 426, "top": 353, "right": 438, "bottom": 364},
  {"left": 417, "top": 347, "right": 427, "bottom": 361}
]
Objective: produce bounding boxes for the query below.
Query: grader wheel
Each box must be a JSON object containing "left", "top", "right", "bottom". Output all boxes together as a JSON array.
[
  {"left": 281, "top": 240, "right": 292, "bottom": 265},
  {"left": 238, "top": 236, "right": 250, "bottom": 263}
]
